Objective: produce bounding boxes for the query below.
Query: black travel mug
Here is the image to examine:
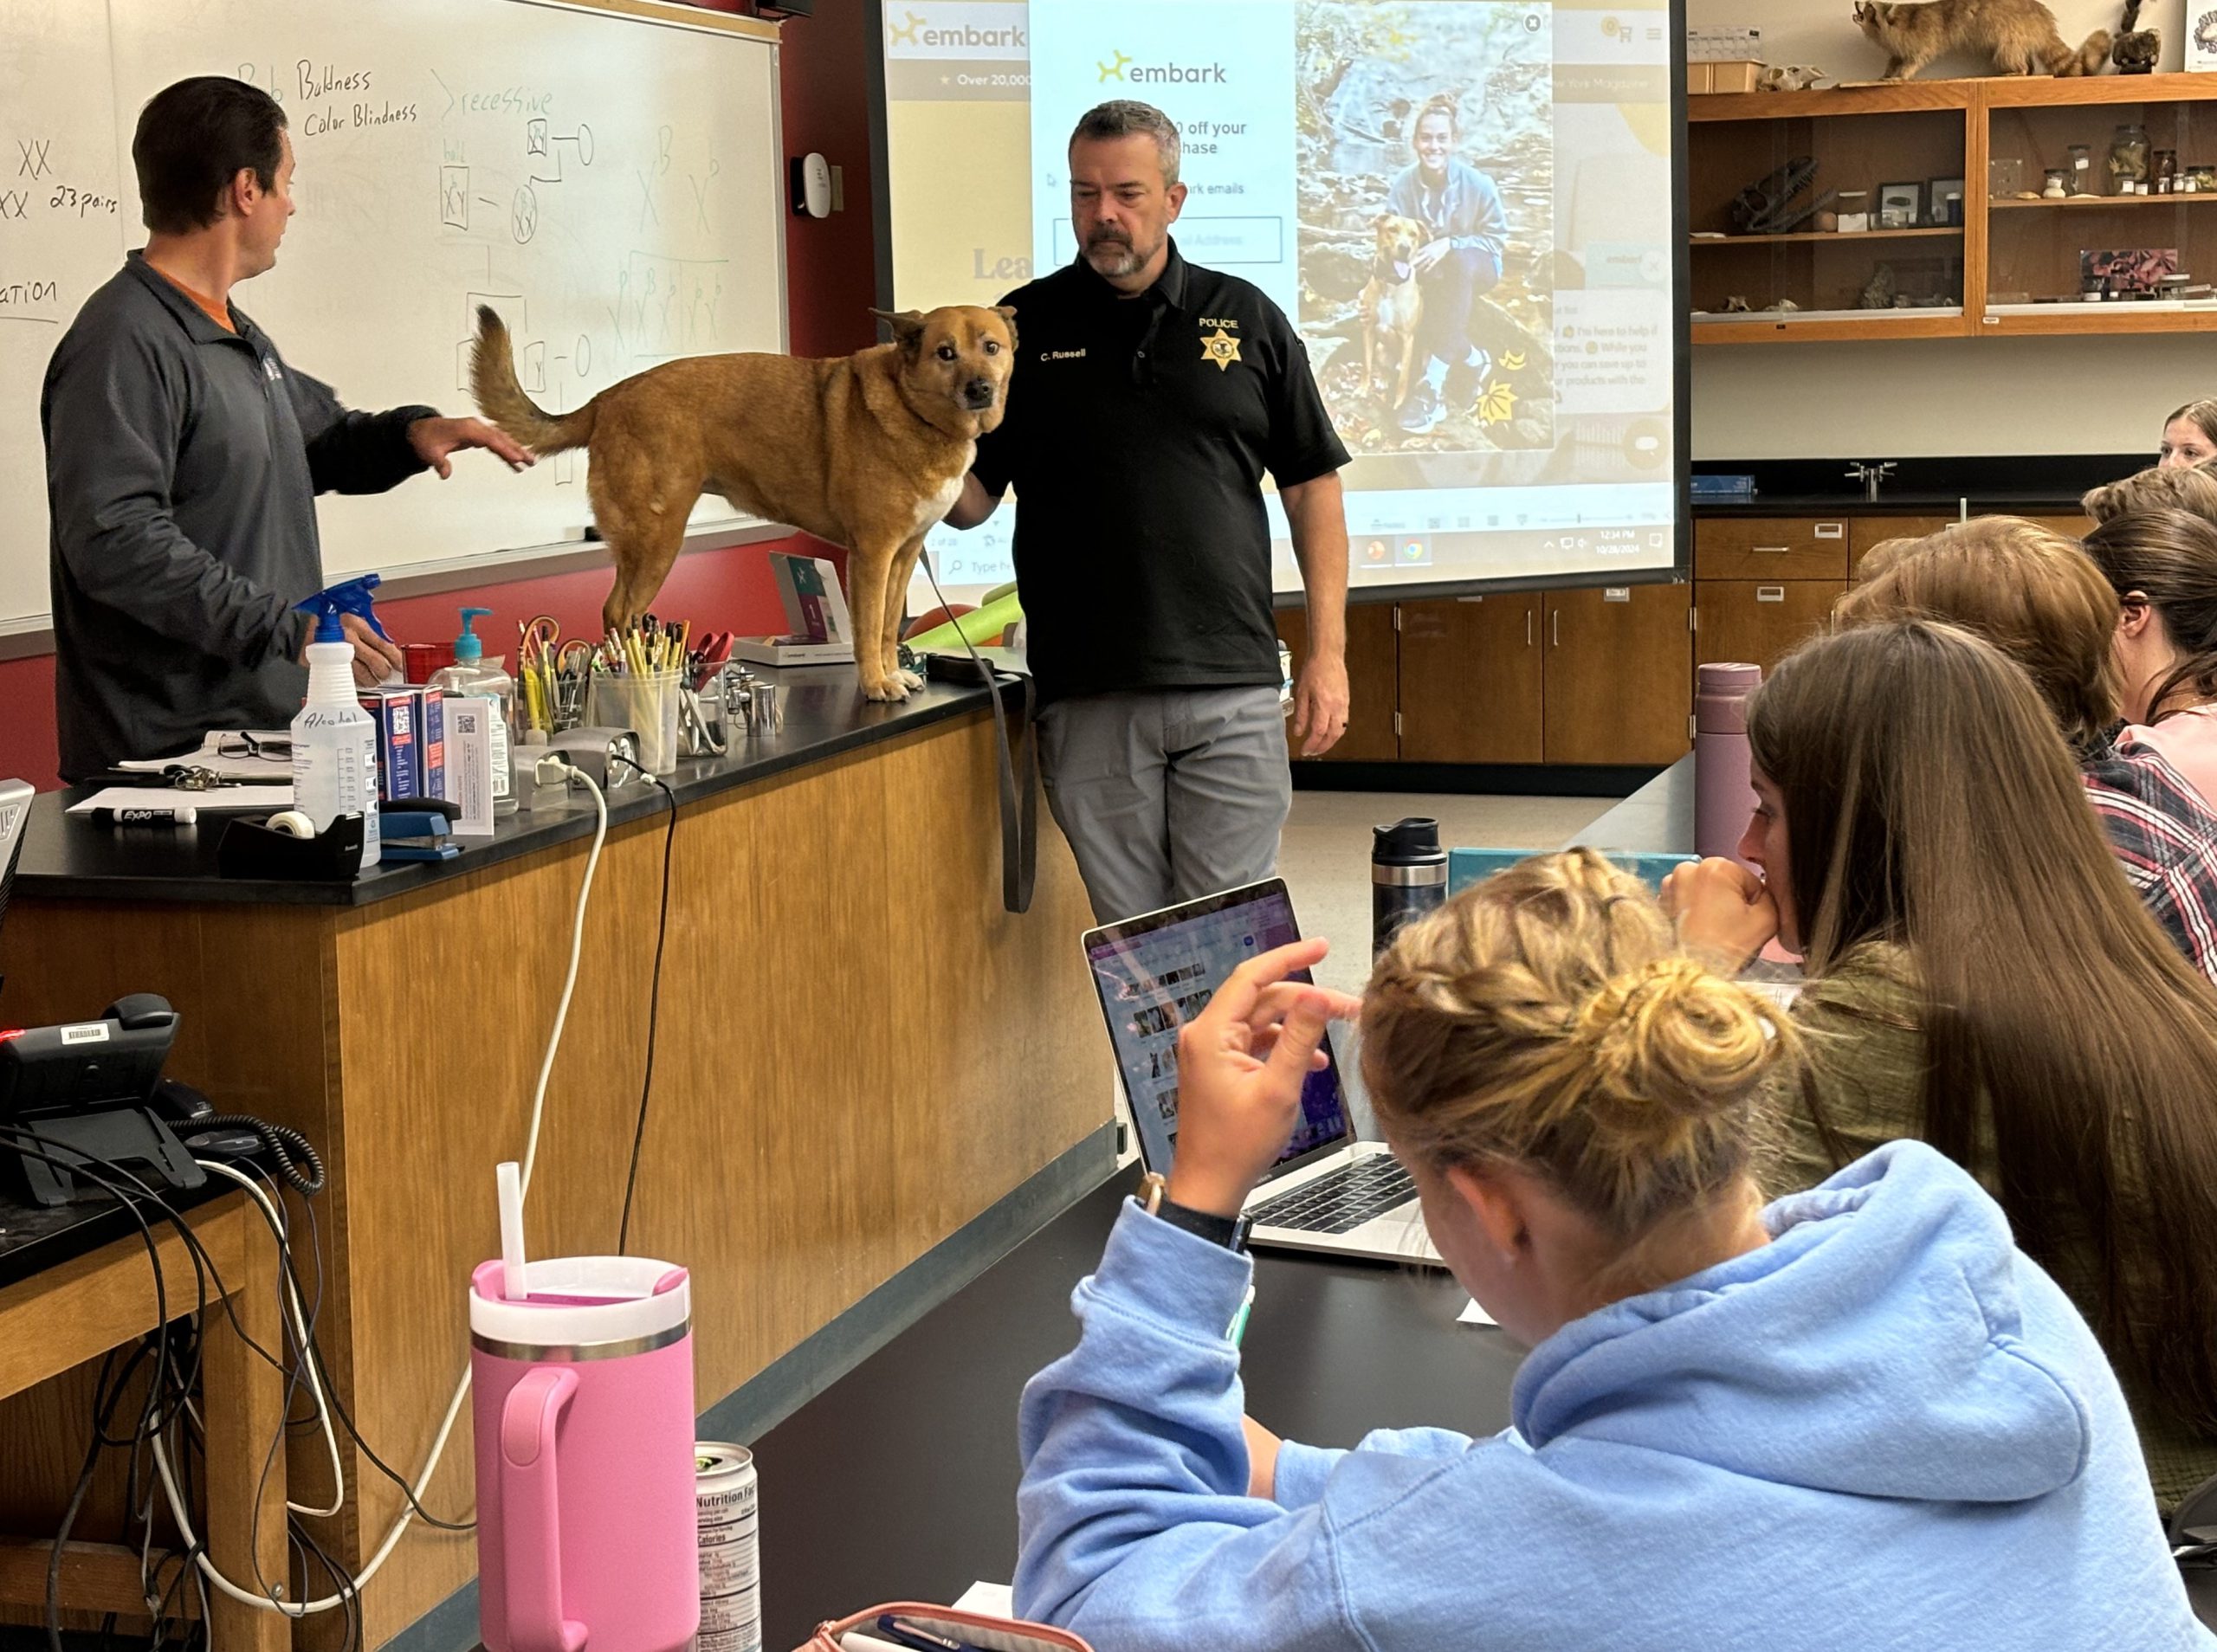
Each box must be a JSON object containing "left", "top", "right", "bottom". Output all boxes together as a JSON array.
[{"left": 1373, "top": 817, "right": 1447, "bottom": 955}]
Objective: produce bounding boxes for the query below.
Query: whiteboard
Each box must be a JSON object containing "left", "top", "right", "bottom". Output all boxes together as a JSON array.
[{"left": 0, "top": 0, "right": 785, "bottom": 629}]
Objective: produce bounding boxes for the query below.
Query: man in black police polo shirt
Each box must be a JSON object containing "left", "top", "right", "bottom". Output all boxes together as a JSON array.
[{"left": 946, "top": 100, "right": 1352, "bottom": 926}]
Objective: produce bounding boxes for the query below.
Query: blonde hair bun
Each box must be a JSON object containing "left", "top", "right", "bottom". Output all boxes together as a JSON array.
[{"left": 1569, "top": 957, "right": 1786, "bottom": 1152}]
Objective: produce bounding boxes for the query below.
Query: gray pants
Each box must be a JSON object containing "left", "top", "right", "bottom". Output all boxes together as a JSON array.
[{"left": 1038, "top": 686, "right": 1291, "bottom": 925}]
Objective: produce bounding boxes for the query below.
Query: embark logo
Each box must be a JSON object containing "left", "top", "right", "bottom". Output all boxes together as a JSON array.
[
  {"left": 884, "top": 4, "right": 1029, "bottom": 59},
  {"left": 1097, "top": 48, "right": 1229, "bottom": 84}
]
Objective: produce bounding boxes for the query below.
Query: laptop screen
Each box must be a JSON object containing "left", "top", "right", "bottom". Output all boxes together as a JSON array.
[{"left": 1084, "top": 881, "right": 1351, "bottom": 1178}]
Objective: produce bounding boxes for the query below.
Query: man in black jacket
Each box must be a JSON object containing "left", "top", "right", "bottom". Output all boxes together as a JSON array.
[{"left": 43, "top": 75, "right": 530, "bottom": 782}]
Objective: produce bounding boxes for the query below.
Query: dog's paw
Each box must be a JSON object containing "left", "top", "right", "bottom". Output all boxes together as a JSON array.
[
  {"left": 898, "top": 668, "right": 925, "bottom": 691},
  {"left": 861, "top": 674, "right": 911, "bottom": 703}
]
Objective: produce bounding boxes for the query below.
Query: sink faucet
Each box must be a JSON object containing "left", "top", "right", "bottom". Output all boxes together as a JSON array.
[{"left": 1845, "top": 461, "right": 1897, "bottom": 502}]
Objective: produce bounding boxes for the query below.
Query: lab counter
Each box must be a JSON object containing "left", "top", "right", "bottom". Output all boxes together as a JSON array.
[{"left": 0, "top": 665, "right": 1109, "bottom": 1647}]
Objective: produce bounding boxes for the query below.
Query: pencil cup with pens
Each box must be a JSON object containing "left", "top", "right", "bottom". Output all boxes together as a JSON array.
[
  {"left": 588, "top": 670, "right": 681, "bottom": 774},
  {"left": 516, "top": 615, "right": 696, "bottom": 778}
]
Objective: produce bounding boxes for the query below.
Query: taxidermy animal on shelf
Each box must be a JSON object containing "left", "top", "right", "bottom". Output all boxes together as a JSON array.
[
  {"left": 1757, "top": 64, "right": 1829, "bottom": 90},
  {"left": 472, "top": 304, "right": 1017, "bottom": 702},
  {"left": 1850, "top": 0, "right": 2110, "bottom": 77},
  {"left": 2111, "top": 0, "right": 2159, "bottom": 70}
]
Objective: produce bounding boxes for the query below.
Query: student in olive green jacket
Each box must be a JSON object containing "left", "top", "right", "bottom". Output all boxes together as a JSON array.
[{"left": 1664, "top": 619, "right": 2217, "bottom": 1520}]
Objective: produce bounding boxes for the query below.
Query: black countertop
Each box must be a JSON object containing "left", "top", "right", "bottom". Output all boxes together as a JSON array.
[
  {"left": 1693, "top": 490, "right": 2093, "bottom": 515},
  {"left": 17, "top": 664, "right": 1017, "bottom": 908},
  {"left": 1688, "top": 453, "right": 2136, "bottom": 518}
]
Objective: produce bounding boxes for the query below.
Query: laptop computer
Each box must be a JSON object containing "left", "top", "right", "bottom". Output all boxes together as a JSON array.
[{"left": 1083, "top": 879, "right": 1442, "bottom": 1267}]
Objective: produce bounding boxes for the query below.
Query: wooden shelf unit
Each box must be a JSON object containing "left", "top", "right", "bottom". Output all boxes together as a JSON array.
[
  {"left": 1692, "top": 227, "right": 1965, "bottom": 244},
  {"left": 1687, "top": 74, "right": 2217, "bottom": 343}
]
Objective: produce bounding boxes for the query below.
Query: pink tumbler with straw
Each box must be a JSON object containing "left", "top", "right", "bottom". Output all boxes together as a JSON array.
[
  {"left": 470, "top": 1255, "right": 700, "bottom": 1652},
  {"left": 1696, "top": 662, "right": 1762, "bottom": 866}
]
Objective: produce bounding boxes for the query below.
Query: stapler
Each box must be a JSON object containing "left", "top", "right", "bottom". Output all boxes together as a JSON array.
[{"left": 381, "top": 796, "right": 462, "bottom": 861}]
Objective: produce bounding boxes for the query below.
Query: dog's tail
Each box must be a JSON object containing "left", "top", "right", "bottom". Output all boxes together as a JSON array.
[
  {"left": 469, "top": 306, "right": 596, "bottom": 454},
  {"left": 2043, "top": 26, "right": 2111, "bottom": 73}
]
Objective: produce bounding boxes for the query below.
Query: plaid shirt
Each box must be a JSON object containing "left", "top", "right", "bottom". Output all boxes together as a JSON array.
[{"left": 2082, "top": 731, "right": 2217, "bottom": 984}]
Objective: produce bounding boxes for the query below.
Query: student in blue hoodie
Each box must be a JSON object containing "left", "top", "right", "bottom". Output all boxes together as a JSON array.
[{"left": 1015, "top": 850, "right": 2208, "bottom": 1650}]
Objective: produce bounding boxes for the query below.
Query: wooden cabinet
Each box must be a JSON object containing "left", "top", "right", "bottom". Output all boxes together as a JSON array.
[
  {"left": 1692, "top": 75, "right": 2217, "bottom": 345},
  {"left": 1850, "top": 513, "right": 1954, "bottom": 573},
  {"left": 1398, "top": 594, "right": 1543, "bottom": 763},
  {"left": 1277, "top": 600, "right": 1399, "bottom": 762},
  {"left": 1695, "top": 516, "right": 1852, "bottom": 580},
  {"left": 1542, "top": 584, "right": 1692, "bottom": 766},
  {"left": 1696, "top": 579, "right": 1846, "bottom": 677}
]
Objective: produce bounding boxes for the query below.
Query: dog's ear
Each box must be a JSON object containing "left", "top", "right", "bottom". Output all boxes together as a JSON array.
[
  {"left": 992, "top": 304, "right": 1018, "bottom": 350},
  {"left": 870, "top": 307, "right": 928, "bottom": 356}
]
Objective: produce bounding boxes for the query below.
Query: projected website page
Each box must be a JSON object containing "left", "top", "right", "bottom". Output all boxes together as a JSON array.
[{"left": 882, "top": 0, "right": 1679, "bottom": 597}]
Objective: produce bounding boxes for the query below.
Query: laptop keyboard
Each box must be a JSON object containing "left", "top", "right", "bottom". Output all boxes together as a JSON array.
[{"left": 1249, "top": 1157, "right": 1417, "bottom": 1235}]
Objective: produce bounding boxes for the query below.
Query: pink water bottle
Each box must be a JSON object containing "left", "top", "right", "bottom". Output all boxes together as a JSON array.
[
  {"left": 471, "top": 1252, "right": 700, "bottom": 1652},
  {"left": 1696, "top": 661, "right": 1762, "bottom": 865}
]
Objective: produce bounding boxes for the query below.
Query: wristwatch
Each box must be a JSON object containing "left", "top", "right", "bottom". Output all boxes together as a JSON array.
[{"left": 1138, "top": 1171, "right": 1251, "bottom": 1252}]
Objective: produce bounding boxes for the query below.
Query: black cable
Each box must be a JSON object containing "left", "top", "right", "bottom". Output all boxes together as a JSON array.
[
  {"left": 610, "top": 756, "right": 679, "bottom": 1255},
  {"left": 50, "top": 1352, "right": 123, "bottom": 1652},
  {"left": 3, "top": 1120, "right": 472, "bottom": 1633},
  {"left": 194, "top": 1115, "right": 325, "bottom": 1195}
]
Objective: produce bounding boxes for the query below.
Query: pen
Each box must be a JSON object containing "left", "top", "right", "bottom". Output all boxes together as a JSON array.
[
  {"left": 873, "top": 1616, "right": 987, "bottom": 1652},
  {"left": 90, "top": 806, "right": 197, "bottom": 827}
]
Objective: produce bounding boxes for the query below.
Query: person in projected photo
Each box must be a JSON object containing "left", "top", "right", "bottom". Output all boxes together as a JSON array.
[{"left": 1384, "top": 92, "right": 1509, "bottom": 436}]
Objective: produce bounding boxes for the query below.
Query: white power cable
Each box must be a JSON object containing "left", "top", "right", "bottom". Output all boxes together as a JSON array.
[
  {"left": 190, "top": 1158, "right": 344, "bottom": 1518},
  {"left": 149, "top": 764, "right": 611, "bottom": 1615}
]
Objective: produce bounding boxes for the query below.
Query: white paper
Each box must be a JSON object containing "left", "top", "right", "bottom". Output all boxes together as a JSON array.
[
  {"left": 68, "top": 784, "right": 293, "bottom": 816},
  {"left": 953, "top": 1583, "right": 1015, "bottom": 1616},
  {"left": 443, "top": 700, "right": 497, "bottom": 836},
  {"left": 116, "top": 732, "right": 292, "bottom": 783},
  {"left": 1458, "top": 1299, "right": 1497, "bottom": 1326}
]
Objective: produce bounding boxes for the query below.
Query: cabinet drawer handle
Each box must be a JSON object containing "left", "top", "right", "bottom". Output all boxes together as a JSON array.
[
  {"left": 1752, "top": 545, "right": 1792, "bottom": 554},
  {"left": 1814, "top": 522, "right": 1845, "bottom": 539},
  {"left": 1757, "top": 586, "right": 1786, "bottom": 602},
  {"left": 1526, "top": 610, "right": 1533, "bottom": 647},
  {"left": 1552, "top": 610, "right": 1560, "bottom": 648}
]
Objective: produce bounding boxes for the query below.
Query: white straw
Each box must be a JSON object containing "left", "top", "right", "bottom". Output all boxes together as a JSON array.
[{"left": 498, "top": 1160, "right": 528, "bottom": 1301}]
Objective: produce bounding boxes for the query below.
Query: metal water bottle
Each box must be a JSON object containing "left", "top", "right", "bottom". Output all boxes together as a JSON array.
[
  {"left": 1695, "top": 662, "right": 1762, "bottom": 863},
  {"left": 1373, "top": 817, "right": 1447, "bottom": 955}
]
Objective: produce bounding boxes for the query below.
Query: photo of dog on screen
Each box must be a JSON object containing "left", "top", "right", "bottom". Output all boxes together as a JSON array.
[{"left": 1294, "top": 1, "right": 1555, "bottom": 455}]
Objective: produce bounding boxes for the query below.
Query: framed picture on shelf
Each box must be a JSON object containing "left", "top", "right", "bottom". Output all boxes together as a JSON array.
[
  {"left": 1878, "top": 182, "right": 1922, "bottom": 229},
  {"left": 1928, "top": 176, "right": 1965, "bottom": 227}
]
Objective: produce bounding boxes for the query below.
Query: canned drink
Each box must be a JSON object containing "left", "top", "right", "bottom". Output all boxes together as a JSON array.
[{"left": 691, "top": 1442, "right": 760, "bottom": 1652}]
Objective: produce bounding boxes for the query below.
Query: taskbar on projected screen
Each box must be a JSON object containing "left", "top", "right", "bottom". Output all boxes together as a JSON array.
[{"left": 1331, "top": 522, "right": 1674, "bottom": 586}]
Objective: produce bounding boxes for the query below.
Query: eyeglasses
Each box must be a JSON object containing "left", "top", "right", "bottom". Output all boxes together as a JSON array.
[{"left": 216, "top": 732, "right": 293, "bottom": 759}]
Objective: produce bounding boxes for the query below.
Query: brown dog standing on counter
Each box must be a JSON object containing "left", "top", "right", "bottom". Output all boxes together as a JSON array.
[
  {"left": 1361, "top": 214, "right": 1428, "bottom": 417},
  {"left": 470, "top": 303, "right": 1017, "bottom": 700}
]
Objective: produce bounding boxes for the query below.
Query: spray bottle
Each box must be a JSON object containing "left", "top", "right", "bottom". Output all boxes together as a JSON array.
[
  {"left": 428, "top": 608, "right": 518, "bottom": 816},
  {"left": 292, "top": 577, "right": 385, "bottom": 868}
]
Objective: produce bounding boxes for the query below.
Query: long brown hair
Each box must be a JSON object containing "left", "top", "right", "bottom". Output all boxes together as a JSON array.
[
  {"left": 1362, "top": 850, "right": 1799, "bottom": 1281},
  {"left": 2082, "top": 508, "right": 2217, "bottom": 722},
  {"left": 2167, "top": 398, "right": 2217, "bottom": 454},
  {"left": 1839, "top": 515, "right": 2120, "bottom": 745},
  {"left": 1747, "top": 618, "right": 2217, "bottom": 1431}
]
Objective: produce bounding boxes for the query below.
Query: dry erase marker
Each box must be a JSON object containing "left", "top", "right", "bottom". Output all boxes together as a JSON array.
[{"left": 90, "top": 806, "right": 197, "bottom": 827}]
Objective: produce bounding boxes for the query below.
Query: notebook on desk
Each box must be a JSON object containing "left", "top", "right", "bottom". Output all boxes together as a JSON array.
[{"left": 1083, "top": 880, "right": 1443, "bottom": 1268}]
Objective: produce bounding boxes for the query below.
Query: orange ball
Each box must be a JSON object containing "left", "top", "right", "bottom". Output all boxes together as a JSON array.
[{"left": 902, "top": 603, "right": 976, "bottom": 640}]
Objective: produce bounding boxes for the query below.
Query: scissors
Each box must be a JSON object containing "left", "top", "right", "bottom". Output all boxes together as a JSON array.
[
  {"left": 519, "top": 614, "right": 559, "bottom": 661},
  {"left": 556, "top": 639, "right": 596, "bottom": 675}
]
